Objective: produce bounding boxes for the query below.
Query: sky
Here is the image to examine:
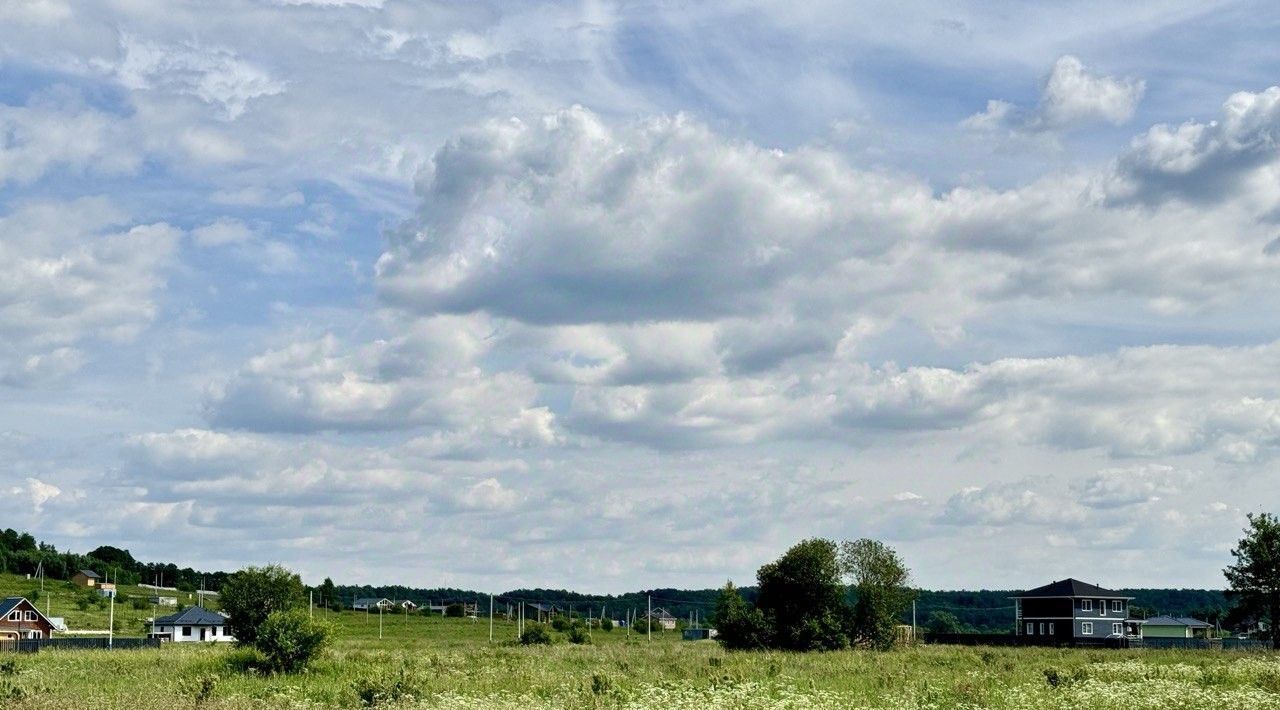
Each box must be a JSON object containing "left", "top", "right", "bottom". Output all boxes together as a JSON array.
[{"left": 3, "top": 0, "right": 1280, "bottom": 593}]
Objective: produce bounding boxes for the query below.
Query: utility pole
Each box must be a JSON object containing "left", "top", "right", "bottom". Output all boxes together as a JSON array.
[
  {"left": 489, "top": 594, "right": 494, "bottom": 643},
  {"left": 912, "top": 600, "right": 917, "bottom": 643},
  {"left": 379, "top": 603, "right": 383, "bottom": 640},
  {"left": 108, "top": 593, "right": 115, "bottom": 649},
  {"left": 647, "top": 595, "right": 652, "bottom": 642}
]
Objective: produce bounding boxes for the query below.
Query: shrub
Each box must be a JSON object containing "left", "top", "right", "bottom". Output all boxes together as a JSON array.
[
  {"left": 252, "top": 609, "right": 330, "bottom": 674},
  {"left": 566, "top": 624, "right": 591, "bottom": 644},
  {"left": 550, "top": 616, "right": 571, "bottom": 632},
  {"left": 353, "top": 664, "right": 422, "bottom": 707},
  {"left": 600, "top": 617, "right": 614, "bottom": 632},
  {"left": 220, "top": 564, "right": 305, "bottom": 646},
  {"left": 444, "top": 603, "right": 465, "bottom": 618},
  {"left": 714, "top": 582, "right": 771, "bottom": 650},
  {"left": 519, "top": 623, "right": 553, "bottom": 645},
  {"left": 130, "top": 597, "right": 149, "bottom": 611}
]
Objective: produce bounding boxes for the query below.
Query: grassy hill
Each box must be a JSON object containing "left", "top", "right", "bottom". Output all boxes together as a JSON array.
[{"left": 0, "top": 572, "right": 219, "bottom": 635}]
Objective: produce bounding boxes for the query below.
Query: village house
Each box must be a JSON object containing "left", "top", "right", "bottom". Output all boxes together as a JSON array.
[
  {"left": 150, "top": 606, "right": 233, "bottom": 643},
  {"left": 1143, "top": 615, "right": 1213, "bottom": 639},
  {"left": 71, "top": 569, "right": 100, "bottom": 587},
  {"left": 0, "top": 597, "right": 56, "bottom": 641},
  {"left": 645, "top": 608, "right": 678, "bottom": 631},
  {"left": 1012, "top": 578, "right": 1142, "bottom": 643},
  {"left": 352, "top": 597, "right": 393, "bottom": 611},
  {"left": 398, "top": 600, "right": 418, "bottom": 611},
  {"left": 97, "top": 582, "right": 118, "bottom": 599}
]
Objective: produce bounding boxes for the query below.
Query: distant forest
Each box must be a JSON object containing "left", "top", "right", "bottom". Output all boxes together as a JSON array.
[{"left": 0, "top": 528, "right": 1234, "bottom": 631}]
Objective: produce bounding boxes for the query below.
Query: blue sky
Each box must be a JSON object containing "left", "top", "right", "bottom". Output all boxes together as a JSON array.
[{"left": 4, "top": 0, "right": 1280, "bottom": 592}]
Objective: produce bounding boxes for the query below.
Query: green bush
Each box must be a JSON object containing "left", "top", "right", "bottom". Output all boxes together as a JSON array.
[
  {"left": 600, "top": 617, "right": 614, "bottom": 632},
  {"left": 444, "top": 603, "right": 465, "bottom": 618},
  {"left": 130, "top": 596, "right": 149, "bottom": 610},
  {"left": 519, "top": 623, "right": 553, "bottom": 645},
  {"left": 565, "top": 624, "right": 591, "bottom": 644},
  {"left": 220, "top": 564, "right": 305, "bottom": 646},
  {"left": 550, "top": 616, "right": 571, "bottom": 632},
  {"left": 252, "top": 609, "right": 331, "bottom": 674}
]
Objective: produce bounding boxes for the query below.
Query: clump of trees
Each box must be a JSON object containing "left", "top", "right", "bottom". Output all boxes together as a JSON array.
[
  {"left": 220, "top": 564, "right": 331, "bottom": 672},
  {"left": 713, "top": 537, "right": 915, "bottom": 651}
]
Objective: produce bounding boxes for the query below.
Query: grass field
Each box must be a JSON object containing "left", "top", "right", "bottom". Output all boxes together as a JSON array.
[{"left": 3, "top": 594, "right": 1280, "bottom": 709}]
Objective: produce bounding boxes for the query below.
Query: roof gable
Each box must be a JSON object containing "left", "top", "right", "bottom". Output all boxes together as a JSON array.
[
  {"left": 0, "top": 597, "right": 56, "bottom": 628},
  {"left": 1012, "top": 578, "right": 1131, "bottom": 599}
]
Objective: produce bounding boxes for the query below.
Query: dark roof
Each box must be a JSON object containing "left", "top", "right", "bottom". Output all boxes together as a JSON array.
[
  {"left": 76, "top": 569, "right": 99, "bottom": 578},
  {"left": 0, "top": 597, "right": 24, "bottom": 617},
  {"left": 154, "top": 606, "right": 227, "bottom": 626},
  {"left": 1011, "top": 578, "right": 1132, "bottom": 599},
  {"left": 353, "top": 597, "right": 391, "bottom": 605},
  {"left": 1145, "top": 615, "right": 1212, "bottom": 628},
  {"left": 0, "top": 597, "right": 55, "bottom": 627}
]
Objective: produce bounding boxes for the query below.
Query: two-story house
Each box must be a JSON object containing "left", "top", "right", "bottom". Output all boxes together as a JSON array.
[
  {"left": 0, "top": 597, "right": 56, "bottom": 641},
  {"left": 1011, "top": 578, "right": 1141, "bottom": 643}
]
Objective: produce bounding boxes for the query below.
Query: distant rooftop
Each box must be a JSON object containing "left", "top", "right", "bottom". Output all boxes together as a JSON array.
[{"left": 1144, "top": 615, "right": 1212, "bottom": 628}]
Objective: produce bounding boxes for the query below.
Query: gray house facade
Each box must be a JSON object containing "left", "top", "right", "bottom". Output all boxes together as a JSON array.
[{"left": 1012, "top": 578, "right": 1141, "bottom": 643}]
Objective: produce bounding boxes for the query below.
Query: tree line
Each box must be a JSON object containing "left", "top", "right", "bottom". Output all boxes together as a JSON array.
[{"left": 0, "top": 529, "right": 229, "bottom": 592}]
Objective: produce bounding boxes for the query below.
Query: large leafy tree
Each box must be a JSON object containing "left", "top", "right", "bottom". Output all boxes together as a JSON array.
[
  {"left": 220, "top": 565, "right": 306, "bottom": 646},
  {"left": 712, "top": 581, "right": 770, "bottom": 650},
  {"left": 754, "top": 538, "right": 849, "bottom": 651},
  {"left": 841, "top": 538, "right": 916, "bottom": 649},
  {"left": 1224, "top": 513, "right": 1280, "bottom": 649}
]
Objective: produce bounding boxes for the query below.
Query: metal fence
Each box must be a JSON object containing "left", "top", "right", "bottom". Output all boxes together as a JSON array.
[
  {"left": 925, "top": 633, "right": 1271, "bottom": 652},
  {"left": 0, "top": 637, "right": 161, "bottom": 653}
]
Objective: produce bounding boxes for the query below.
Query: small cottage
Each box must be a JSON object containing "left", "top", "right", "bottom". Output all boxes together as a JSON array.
[
  {"left": 352, "top": 597, "right": 393, "bottom": 611},
  {"left": 150, "top": 606, "right": 233, "bottom": 643},
  {"left": 1143, "top": 615, "right": 1212, "bottom": 639},
  {"left": 71, "top": 569, "right": 100, "bottom": 588}
]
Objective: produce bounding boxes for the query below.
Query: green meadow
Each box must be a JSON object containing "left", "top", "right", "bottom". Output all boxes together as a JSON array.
[{"left": 3, "top": 592, "right": 1280, "bottom": 709}]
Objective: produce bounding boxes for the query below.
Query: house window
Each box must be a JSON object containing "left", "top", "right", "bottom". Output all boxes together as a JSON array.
[
  {"left": 1099, "top": 601, "right": 1107, "bottom": 616},
  {"left": 1112, "top": 600, "right": 1123, "bottom": 613},
  {"left": 1112, "top": 623, "right": 1122, "bottom": 636},
  {"left": 183, "top": 626, "right": 192, "bottom": 636},
  {"left": 1082, "top": 622, "right": 1094, "bottom": 635},
  {"left": 24, "top": 611, "right": 35, "bottom": 621},
  {"left": 1081, "top": 600, "right": 1092, "bottom": 611},
  {"left": 1039, "top": 623, "right": 1046, "bottom": 635},
  {"left": 1049, "top": 623, "right": 1055, "bottom": 635},
  {"left": 7, "top": 611, "right": 17, "bottom": 621},
  {"left": 1026, "top": 622, "right": 1034, "bottom": 635}
]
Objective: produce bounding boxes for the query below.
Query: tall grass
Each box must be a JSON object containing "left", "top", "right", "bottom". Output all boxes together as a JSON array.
[{"left": 3, "top": 613, "right": 1280, "bottom": 709}]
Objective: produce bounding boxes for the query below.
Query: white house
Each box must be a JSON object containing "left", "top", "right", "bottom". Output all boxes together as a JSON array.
[
  {"left": 352, "top": 597, "right": 393, "bottom": 611},
  {"left": 149, "top": 606, "right": 234, "bottom": 643}
]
